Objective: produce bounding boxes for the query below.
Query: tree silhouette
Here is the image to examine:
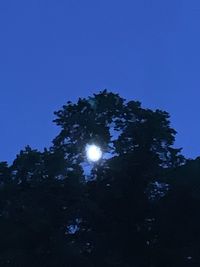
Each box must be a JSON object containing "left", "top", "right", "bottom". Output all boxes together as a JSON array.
[{"left": 1, "top": 90, "right": 199, "bottom": 267}]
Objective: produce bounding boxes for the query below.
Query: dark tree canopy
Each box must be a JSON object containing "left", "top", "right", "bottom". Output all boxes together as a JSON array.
[{"left": 0, "top": 90, "right": 199, "bottom": 267}]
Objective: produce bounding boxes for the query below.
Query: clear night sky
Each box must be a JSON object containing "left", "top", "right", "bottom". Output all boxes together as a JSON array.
[{"left": 0, "top": 0, "right": 200, "bottom": 163}]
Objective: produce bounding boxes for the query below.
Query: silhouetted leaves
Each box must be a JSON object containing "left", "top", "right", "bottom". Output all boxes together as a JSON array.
[{"left": 0, "top": 90, "right": 199, "bottom": 266}]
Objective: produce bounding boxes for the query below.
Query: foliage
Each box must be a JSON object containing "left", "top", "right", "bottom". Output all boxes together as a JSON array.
[{"left": 0, "top": 90, "right": 199, "bottom": 266}]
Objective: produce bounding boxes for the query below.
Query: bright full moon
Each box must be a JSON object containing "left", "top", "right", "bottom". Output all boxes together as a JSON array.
[{"left": 86, "top": 144, "right": 102, "bottom": 162}]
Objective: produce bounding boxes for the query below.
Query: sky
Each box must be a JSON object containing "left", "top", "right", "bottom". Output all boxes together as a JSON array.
[{"left": 0, "top": 0, "right": 200, "bottom": 163}]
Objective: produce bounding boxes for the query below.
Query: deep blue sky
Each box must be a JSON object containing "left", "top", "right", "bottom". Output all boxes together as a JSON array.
[{"left": 0, "top": 0, "right": 200, "bottom": 163}]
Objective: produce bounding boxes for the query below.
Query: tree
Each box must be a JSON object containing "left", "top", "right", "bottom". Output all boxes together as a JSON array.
[
  {"left": 0, "top": 90, "right": 190, "bottom": 266},
  {"left": 154, "top": 157, "right": 200, "bottom": 266},
  {"left": 0, "top": 147, "right": 86, "bottom": 266},
  {"left": 52, "top": 90, "right": 183, "bottom": 266}
]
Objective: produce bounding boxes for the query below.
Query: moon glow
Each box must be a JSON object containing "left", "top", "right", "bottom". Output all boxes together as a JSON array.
[{"left": 86, "top": 144, "right": 102, "bottom": 162}]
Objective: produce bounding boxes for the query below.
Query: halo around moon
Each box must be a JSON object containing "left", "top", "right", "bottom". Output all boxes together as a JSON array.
[{"left": 86, "top": 144, "right": 102, "bottom": 162}]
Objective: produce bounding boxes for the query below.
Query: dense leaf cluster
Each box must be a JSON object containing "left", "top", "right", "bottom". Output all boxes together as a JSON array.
[{"left": 0, "top": 90, "right": 199, "bottom": 266}]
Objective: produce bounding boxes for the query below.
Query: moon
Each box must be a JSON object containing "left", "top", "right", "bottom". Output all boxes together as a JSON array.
[{"left": 86, "top": 144, "right": 102, "bottom": 162}]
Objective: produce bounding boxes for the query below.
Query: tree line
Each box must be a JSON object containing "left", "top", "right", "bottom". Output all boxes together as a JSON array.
[{"left": 0, "top": 90, "right": 199, "bottom": 266}]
